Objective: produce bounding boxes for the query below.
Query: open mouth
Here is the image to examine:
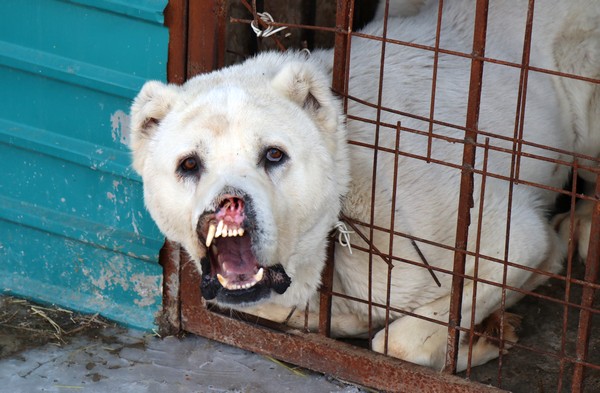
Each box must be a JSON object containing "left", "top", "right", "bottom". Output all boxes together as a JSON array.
[{"left": 198, "top": 193, "right": 291, "bottom": 305}]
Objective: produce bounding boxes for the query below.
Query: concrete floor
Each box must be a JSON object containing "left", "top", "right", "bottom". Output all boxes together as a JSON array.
[{"left": 0, "top": 296, "right": 365, "bottom": 393}]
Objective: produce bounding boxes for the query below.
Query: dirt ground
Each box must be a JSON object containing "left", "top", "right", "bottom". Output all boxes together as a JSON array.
[
  {"left": 0, "top": 296, "right": 117, "bottom": 359},
  {"left": 463, "top": 260, "right": 600, "bottom": 393}
]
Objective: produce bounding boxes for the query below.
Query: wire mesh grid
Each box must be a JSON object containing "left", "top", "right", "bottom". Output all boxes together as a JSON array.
[{"left": 164, "top": 0, "right": 600, "bottom": 391}]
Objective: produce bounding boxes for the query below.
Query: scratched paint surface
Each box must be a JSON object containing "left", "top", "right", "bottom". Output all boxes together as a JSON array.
[{"left": 0, "top": 0, "right": 168, "bottom": 329}]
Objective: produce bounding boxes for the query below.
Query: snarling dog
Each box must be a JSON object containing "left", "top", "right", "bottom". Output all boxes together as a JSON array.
[{"left": 129, "top": 0, "right": 600, "bottom": 371}]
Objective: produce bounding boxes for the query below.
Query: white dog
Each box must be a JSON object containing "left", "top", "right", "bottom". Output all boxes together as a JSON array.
[{"left": 129, "top": 0, "right": 600, "bottom": 371}]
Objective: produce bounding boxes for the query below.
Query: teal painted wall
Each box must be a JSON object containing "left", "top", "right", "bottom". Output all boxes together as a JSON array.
[{"left": 0, "top": 0, "right": 168, "bottom": 329}]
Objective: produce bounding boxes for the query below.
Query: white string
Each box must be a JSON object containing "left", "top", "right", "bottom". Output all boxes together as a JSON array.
[
  {"left": 250, "top": 12, "right": 288, "bottom": 38},
  {"left": 335, "top": 221, "right": 354, "bottom": 255}
]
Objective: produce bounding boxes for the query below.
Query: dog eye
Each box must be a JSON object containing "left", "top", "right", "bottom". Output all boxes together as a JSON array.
[
  {"left": 178, "top": 156, "right": 201, "bottom": 178},
  {"left": 182, "top": 157, "right": 198, "bottom": 171},
  {"left": 266, "top": 148, "right": 285, "bottom": 163}
]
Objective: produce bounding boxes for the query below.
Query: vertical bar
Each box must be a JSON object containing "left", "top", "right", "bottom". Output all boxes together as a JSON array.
[
  {"left": 445, "top": 0, "right": 489, "bottom": 374},
  {"left": 157, "top": 239, "right": 182, "bottom": 336},
  {"left": 465, "top": 138, "right": 491, "bottom": 377},
  {"left": 318, "top": 239, "right": 335, "bottom": 336},
  {"left": 318, "top": 0, "right": 353, "bottom": 337},
  {"left": 557, "top": 161, "right": 580, "bottom": 392},
  {"left": 331, "top": 0, "right": 353, "bottom": 97},
  {"left": 571, "top": 176, "right": 600, "bottom": 392},
  {"left": 161, "top": 0, "right": 188, "bottom": 325},
  {"left": 187, "top": 0, "right": 227, "bottom": 78},
  {"left": 512, "top": 0, "right": 535, "bottom": 183},
  {"left": 426, "top": 0, "right": 444, "bottom": 162},
  {"left": 165, "top": 0, "right": 188, "bottom": 84}
]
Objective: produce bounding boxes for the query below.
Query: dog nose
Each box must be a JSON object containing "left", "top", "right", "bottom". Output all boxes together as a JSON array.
[{"left": 219, "top": 195, "right": 244, "bottom": 215}]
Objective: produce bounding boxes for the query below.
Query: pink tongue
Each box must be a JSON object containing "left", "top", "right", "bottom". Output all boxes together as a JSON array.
[{"left": 218, "top": 236, "right": 257, "bottom": 275}]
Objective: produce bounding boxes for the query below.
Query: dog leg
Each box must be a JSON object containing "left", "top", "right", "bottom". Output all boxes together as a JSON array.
[
  {"left": 372, "top": 227, "right": 563, "bottom": 371},
  {"left": 371, "top": 282, "right": 521, "bottom": 371}
]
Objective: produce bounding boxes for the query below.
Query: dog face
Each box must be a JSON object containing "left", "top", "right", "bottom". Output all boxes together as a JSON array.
[{"left": 129, "top": 53, "right": 349, "bottom": 307}]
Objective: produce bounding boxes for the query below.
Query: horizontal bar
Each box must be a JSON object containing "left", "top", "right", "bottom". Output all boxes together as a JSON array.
[
  {"left": 0, "top": 40, "right": 147, "bottom": 98},
  {"left": 63, "top": 0, "right": 167, "bottom": 24},
  {"left": 0, "top": 119, "right": 139, "bottom": 182},
  {"left": 0, "top": 195, "right": 161, "bottom": 261},
  {"left": 179, "top": 258, "right": 505, "bottom": 392}
]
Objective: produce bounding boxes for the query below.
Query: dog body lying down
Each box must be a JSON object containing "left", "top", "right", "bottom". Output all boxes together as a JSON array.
[{"left": 130, "top": 0, "right": 600, "bottom": 371}]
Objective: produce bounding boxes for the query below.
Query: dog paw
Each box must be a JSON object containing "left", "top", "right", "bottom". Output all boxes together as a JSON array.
[
  {"left": 371, "top": 316, "right": 447, "bottom": 369},
  {"left": 553, "top": 200, "right": 594, "bottom": 261}
]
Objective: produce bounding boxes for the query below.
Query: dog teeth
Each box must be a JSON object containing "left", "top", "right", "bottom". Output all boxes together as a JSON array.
[
  {"left": 255, "top": 267, "right": 264, "bottom": 282},
  {"left": 210, "top": 219, "right": 245, "bottom": 240},
  {"left": 216, "top": 267, "right": 265, "bottom": 291},
  {"left": 215, "top": 220, "right": 224, "bottom": 237},
  {"left": 205, "top": 222, "right": 216, "bottom": 247},
  {"left": 216, "top": 273, "right": 227, "bottom": 287}
]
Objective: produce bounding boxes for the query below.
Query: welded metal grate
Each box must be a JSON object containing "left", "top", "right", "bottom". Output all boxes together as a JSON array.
[{"left": 160, "top": 1, "right": 600, "bottom": 391}]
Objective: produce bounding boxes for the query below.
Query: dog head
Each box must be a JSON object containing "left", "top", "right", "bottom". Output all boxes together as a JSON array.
[{"left": 129, "top": 52, "right": 349, "bottom": 308}]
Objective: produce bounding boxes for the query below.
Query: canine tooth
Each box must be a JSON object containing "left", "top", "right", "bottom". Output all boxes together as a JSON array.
[
  {"left": 217, "top": 273, "right": 228, "bottom": 288},
  {"left": 254, "top": 267, "right": 264, "bottom": 282},
  {"left": 238, "top": 228, "right": 245, "bottom": 236},
  {"left": 205, "top": 223, "right": 216, "bottom": 247},
  {"left": 215, "top": 220, "right": 224, "bottom": 238}
]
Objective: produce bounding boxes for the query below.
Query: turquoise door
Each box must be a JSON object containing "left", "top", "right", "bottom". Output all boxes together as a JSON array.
[{"left": 0, "top": 0, "right": 169, "bottom": 329}]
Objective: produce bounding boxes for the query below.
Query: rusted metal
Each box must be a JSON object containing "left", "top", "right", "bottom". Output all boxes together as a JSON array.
[
  {"left": 331, "top": 0, "right": 354, "bottom": 101},
  {"left": 160, "top": 1, "right": 600, "bottom": 391},
  {"left": 571, "top": 176, "right": 600, "bottom": 392},
  {"left": 465, "top": 138, "right": 491, "bottom": 377},
  {"left": 445, "top": 0, "right": 489, "bottom": 374},
  {"left": 156, "top": 239, "right": 182, "bottom": 336},
  {"left": 187, "top": 0, "right": 227, "bottom": 77},
  {"left": 315, "top": 0, "right": 354, "bottom": 340},
  {"left": 164, "top": 0, "right": 188, "bottom": 84},
  {"left": 318, "top": 238, "right": 334, "bottom": 337},
  {"left": 426, "top": 0, "right": 444, "bottom": 162},
  {"left": 179, "top": 256, "right": 506, "bottom": 393}
]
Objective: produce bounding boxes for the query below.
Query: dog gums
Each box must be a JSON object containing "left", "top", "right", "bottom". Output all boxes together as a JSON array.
[{"left": 160, "top": 0, "right": 600, "bottom": 391}]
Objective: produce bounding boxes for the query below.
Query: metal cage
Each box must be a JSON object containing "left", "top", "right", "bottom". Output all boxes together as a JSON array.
[{"left": 160, "top": 1, "right": 600, "bottom": 391}]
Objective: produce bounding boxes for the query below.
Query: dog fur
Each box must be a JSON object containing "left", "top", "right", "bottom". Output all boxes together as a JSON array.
[{"left": 130, "top": 0, "right": 600, "bottom": 371}]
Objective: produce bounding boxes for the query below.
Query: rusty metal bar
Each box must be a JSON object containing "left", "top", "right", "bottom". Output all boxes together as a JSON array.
[
  {"left": 426, "top": 0, "right": 444, "bottom": 162},
  {"left": 156, "top": 239, "right": 183, "bottom": 336},
  {"left": 465, "top": 138, "right": 490, "bottom": 377},
  {"left": 557, "top": 162, "right": 579, "bottom": 392},
  {"left": 318, "top": 238, "right": 335, "bottom": 336},
  {"left": 571, "top": 176, "right": 600, "bottom": 392},
  {"left": 316, "top": 0, "right": 354, "bottom": 339},
  {"left": 331, "top": 0, "right": 354, "bottom": 100},
  {"left": 179, "top": 257, "right": 507, "bottom": 393},
  {"left": 445, "top": 0, "right": 489, "bottom": 374},
  {"left": 512, "top": 0, "right": 536, "bottom": 183},
  {"left": 187, "top": 0, "right": 227, "bottom": 77},
  {"left": 164, "top": 0, "right": 188, "bottom": 84}
]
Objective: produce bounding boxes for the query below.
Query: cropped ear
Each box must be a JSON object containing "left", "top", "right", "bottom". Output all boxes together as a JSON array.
[
  {"left": 271, "top": 61, "right": 341, "bottom": 135},
  {"left": 129, "top": 80, "right": 180, "bottom": 175}
]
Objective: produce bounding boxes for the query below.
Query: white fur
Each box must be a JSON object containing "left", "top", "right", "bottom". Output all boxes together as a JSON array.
[{"left": 130, "top": 0, "right": 600, "bottom": 371}]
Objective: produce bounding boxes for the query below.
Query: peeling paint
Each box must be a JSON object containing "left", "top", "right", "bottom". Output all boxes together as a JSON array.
[
  {"left": 131, "top": 273, "right": 162, "bottom": 307},
  {"left": 82, "top": 255, "right": 130, "bottom": 292},
  {"left": 110, "top": 110, "right": 131, "bottom": 146}
]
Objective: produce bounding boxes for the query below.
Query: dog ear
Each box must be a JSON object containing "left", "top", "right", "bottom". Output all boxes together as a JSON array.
[
  {"left": 129, "top": 81, "right": 180, "bottom": 175},
  {"left": 271, "top": 61, "right": 341, "bottom": 135}
]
